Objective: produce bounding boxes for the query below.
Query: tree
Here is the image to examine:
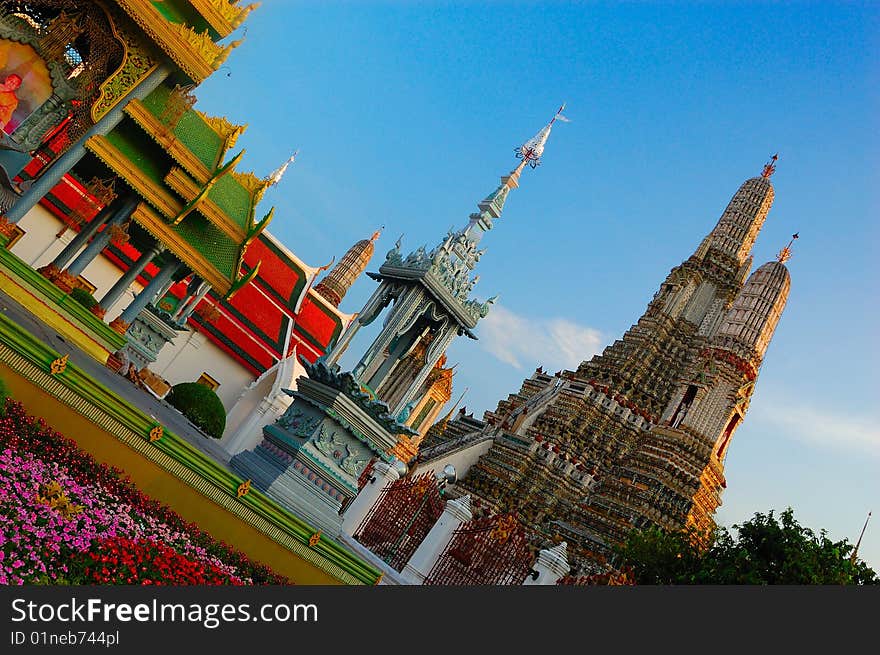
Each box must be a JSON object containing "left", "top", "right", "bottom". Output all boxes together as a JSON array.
[{"left": 615, "top": 508, "right": 878, "bottom": 585}]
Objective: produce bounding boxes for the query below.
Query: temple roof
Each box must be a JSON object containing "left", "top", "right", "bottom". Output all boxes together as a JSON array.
[
  {"left": 86, "top": 84, "right": 277, "bottom": 295},
  {"left": 113, "top": 0, "right": 250, "bottom": 82}
]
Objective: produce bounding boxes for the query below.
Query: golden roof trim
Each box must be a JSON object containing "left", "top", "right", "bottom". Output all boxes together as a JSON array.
[
  {"left": 131, "top": 203, "right": 233, "bottom": 294},
  {"left": 125, "top": 100, "right": 213, "bottom": 183},
  {"left": 85, "top": 135, "right": 182, "bottom": 219},
  {"left": 194, "top": 110, "right": 247, "bottom": 154},
  {"left": 113, "top": 0, "right": 227, "bottom": 82},
  {"left": 165, "top": 167, "right": 248, "bottom": 242}
]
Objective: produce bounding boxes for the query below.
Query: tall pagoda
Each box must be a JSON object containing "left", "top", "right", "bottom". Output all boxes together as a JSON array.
[
  {"left": 432, "top": 156, "right": 793, "bottom": 571},
  {"left": 230, "top": 108, "right": 565, "bottom": 535}
]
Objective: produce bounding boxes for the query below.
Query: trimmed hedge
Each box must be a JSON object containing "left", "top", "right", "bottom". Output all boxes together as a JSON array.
[
  {"left": 70, "top": 287, "right": 98, "bottom": 310},
  {"left": 0, "top": 376, "right": 6, "bottom": 415},
  {"left": 166, "top": 382, "right": 226, "bottom": 439}
]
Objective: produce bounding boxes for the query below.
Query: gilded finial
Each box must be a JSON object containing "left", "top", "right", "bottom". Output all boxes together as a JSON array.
[
  {"left": 370, "top": 226, "right": 383, "bottom": 242},
  {"left": 761, "top": 153, "right": 779, "bottom": 179},
  {"left": 777, "top": 232, "right": 798, "bottom": 263}
]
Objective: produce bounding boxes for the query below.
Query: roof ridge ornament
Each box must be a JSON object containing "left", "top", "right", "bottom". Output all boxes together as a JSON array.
[
  {"left": 776, "top": 232, "right": 798, "bottom": 263},
  {"left": 761, "top": 152, "right": 778, "bottom": 179},
  {"left": 266, "top": 149, "right": 299, "bottom": 187}
]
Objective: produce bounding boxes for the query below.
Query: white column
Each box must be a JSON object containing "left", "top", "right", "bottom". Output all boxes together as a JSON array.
[
  {"left": 523, "top": 541, "right": 570, "bottom": 586},
  {"left": 401, "top": 495, "right": 472, "bottom": 585},
  {"left": 340, "top": 461, "right": 401, "bottom": 537}
]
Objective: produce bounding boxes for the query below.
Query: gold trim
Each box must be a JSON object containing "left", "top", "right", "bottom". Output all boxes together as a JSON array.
[
  {"left": 187, "top": 0, "right": 238, "bottom": 38},
  {"left": 164, "top": 167, "right": 247, "bottom": 241},
  {"left": 195, "top": 110, "right": 247, "bottom": 159},
  {"left": 149, "top": 425, "right": 164, "bottom": 442},
  {"left": 50, "top": 353, "right": 69, "bottom": 375},
  {"left": 113, "top": 0, "right": 220, "bottom": 81},
  {"left": 131, "top": 203, "right": 233, "bottom": 295},
  {"left": 237, "top": 479, "right": 252, "bottom": 497},
  {"left": 309, "top": 531, "right": 322, "bottom": 547},
  {"left": 125, "top": 100, "right": 213, "bottom": 183},
  {"left": 85, "top": 135, "right": 182, "bottom": 218},
  {"left": 91, "top": 1, "right": 160, "bottom": 121}
]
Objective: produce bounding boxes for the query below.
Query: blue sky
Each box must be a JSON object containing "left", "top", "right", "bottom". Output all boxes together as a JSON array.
[{"left": 193, "top": 2, "right": 879, "bottom": 570}]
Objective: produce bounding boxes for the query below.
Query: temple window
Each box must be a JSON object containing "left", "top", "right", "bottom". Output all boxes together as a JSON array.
[
  {"left": 716, "top": 414, "right": 741, "bottom": 459},
  {"left": 75, "top": 275, "right": 96, "bottom": 294},
  {"left": 196, "top": 372, "right": 220, "bottom": 391}
]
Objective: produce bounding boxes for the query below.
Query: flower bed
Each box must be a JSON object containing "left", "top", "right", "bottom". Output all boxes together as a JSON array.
[{"left": 0, "top": 399, "right": 289, "bottom": 585}]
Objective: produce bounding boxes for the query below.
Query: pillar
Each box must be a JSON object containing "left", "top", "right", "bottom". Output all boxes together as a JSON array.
[
  {"left": 401, "top": 494, "right": 472, "bottom": 585},
  {"left": 340, "top": 461, "right": 401, "bottom": 537},
  {"left": 44, "top": 196, "right": 119, "bottom": 271},
  {"left": 64, "top": 196, "right": 138, "bottom": 278},
  {"left": 175, "top": 281, "right": 211, "bottom": 325},
  {"left": 93, "top": 242, "right": 164, "bottom": 319},
  {"left": 3, "top": 64, "right": 171, "bottom": 224},
  {"left": 109, "top": 257, "right": 182, "bottom": 333},
  {"left": 523, "top": 541, "right": 569, "bottom": 586}
]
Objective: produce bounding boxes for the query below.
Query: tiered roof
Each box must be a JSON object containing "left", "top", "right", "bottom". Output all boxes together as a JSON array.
[
  {"left": 112, "top": 0, "right": 253, "bottom": 82},
  {"left": 85, "top": 83, "right": 270, "bottom": 295}
]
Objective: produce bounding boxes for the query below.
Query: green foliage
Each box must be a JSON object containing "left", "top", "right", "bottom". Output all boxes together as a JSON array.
[
  {"left": 69, "top": 287, "right": 98, "bottom": 310},
  {"left": 615, "top": 508, "right": 878, "bottom": 585},
  {"left": 165, "top": 382, "right": 226, "bottom": 439}
]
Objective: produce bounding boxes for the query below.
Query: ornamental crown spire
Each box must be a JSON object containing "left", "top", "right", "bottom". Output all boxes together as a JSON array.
[
  {"left": 516, "top": 103, "right": 569, "bottom": 169},
  {"left": 761, "top": 152, "right": 778, "bottom": 179},
  {"left": 477, "top": 104, "right": 568, "bottom": 221},
  {"left": 776, "top": 232, "right": 798, "bottom": 263}
]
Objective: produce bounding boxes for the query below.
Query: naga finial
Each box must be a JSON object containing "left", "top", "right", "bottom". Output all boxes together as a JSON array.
[
  {"left": 777, "top": 232, "right": 798, "bottom": 263},
  {"left": 761, "top": 152, "right": 778, "bottom": 179}
]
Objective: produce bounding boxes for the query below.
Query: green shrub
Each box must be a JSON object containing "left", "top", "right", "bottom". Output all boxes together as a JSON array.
[
  {"left": 0, "top": 376, "right": 7, "bottom": 415},
  {"left": 70, "top": 287, "right": 98, "bottom": 310},
  {"left": 165, "top": 382, "right": 226, "bottom": 439}
]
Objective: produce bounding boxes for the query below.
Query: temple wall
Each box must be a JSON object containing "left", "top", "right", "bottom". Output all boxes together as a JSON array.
[
  {"left": 414, "top": 435, "right": 496, "bottom": 482},
  {"left": 10, "top": 205, "right": 144, "bottom": 320},
  {"left": 151, "top": 329, "right": 255, "bottom": 409},
  {"left": 9, "top": 205, "right": 256, "bottom": 409}
]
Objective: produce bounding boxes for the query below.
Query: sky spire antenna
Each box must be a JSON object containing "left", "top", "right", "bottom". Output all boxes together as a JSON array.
[
  {"left": 761, "top": 152, "right": 779, "bottom": 179},
  {"left": 777, "top": 232, "right": 799, "bottom": 263}
]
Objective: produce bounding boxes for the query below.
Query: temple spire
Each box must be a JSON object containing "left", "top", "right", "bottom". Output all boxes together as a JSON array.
[
  {"left": 266, "top": 149, "right": 299, "bottom": 187},
  {"left": 477, "top": 104, "right": 567, "bottom": 221},
  {"left": 516, "top": 103, "right": 569, "bottom": 168},
  {"left": 761, "top": 152, "right": 778, "bottom": 179},
  {"left": 777, "top": 232, "right": 798, "bottom": 263}
]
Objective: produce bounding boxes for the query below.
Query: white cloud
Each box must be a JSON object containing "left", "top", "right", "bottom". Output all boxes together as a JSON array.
[
  {"left": 751, "top": 402, "right": 880, "bottom": 459},
  {"left": 478, "top": 304, "right": 604, "bottom": 371}
]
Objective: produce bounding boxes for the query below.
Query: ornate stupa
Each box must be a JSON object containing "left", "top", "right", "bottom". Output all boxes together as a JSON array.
[
  {"left": 429, "top": 155, "right": 794, "bottom": 572},
  {"left": 315, "top": 230, "right": 381, "bottom": 307}
]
